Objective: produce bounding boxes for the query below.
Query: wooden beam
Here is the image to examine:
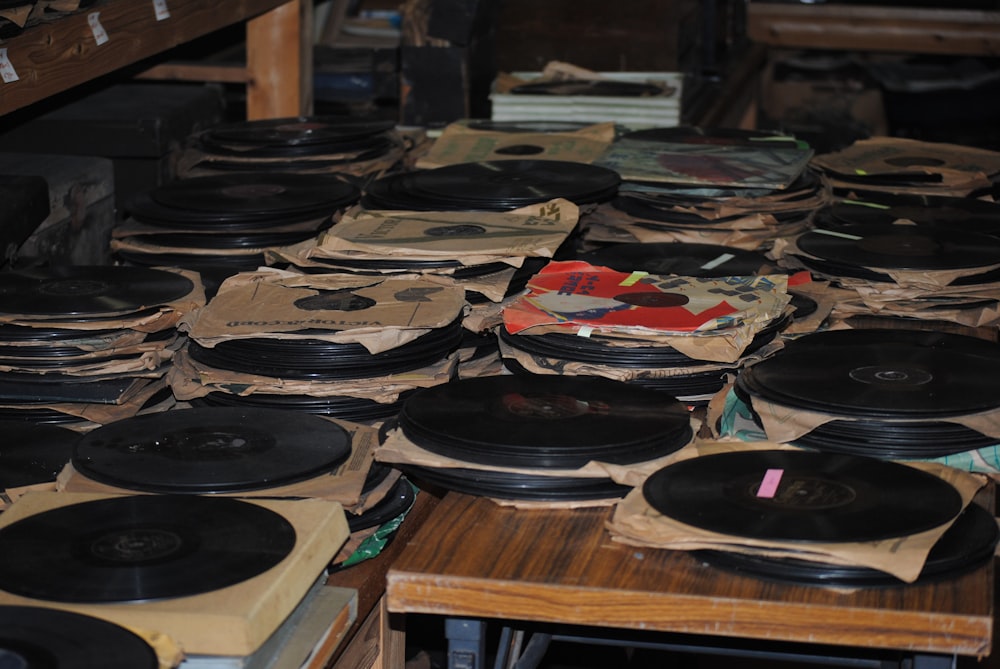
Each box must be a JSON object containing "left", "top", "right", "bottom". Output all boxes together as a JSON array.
[
  {"left": 246, "top": 0, "right": 313, "bottom": 119},
  {"left": 748, "top": 3, "right": 1000, "bottom": 56}
]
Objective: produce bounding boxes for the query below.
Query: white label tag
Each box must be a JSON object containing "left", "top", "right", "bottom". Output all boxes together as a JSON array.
[
  {"left": 88, "top": 12, "right": 109, "bottom": 45},
  {"left": 152, "top": 0, "right": 171, "bottom": 21},
  {"left": 814, "top": 228, "right": 863, "bottom": 241},
  {"left": 700, "top": 253, "right": 735, "bottom": 271},
  {"left": 0, "top": 49, "right": 19, "bottom": 83}
]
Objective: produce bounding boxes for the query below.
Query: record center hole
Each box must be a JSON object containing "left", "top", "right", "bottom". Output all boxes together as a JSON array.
[
  {"left": 494, "top": 144, "right": 546, "bottom": 156},
  {"left": 857, "top": 234, "right": 938, "bottom": 256},
  {"left": 90, "top": 528, "right": 184, "bottom": 563},
  {"left": 849, "top": 365, "right": 933, "bottom": 386},
  {"left": 40, "top": 279, "right": 108, "bottom": 297},
  {"left": 884, "top": 156, "right": 947, "bottom": 167},
  {"left": 614, "top": 291, "right": 689, "bottom": 308}
]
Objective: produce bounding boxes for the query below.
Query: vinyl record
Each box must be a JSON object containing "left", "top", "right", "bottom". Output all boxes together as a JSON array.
[
  {"left": 192, "top": 389, "right": 411, "bottom": 422},
  {"left": 796, "top": 226, "right": 1000, "bottom": 270},
  {"left": 698, "top": 502, "right": 998, "bottom": 587},
  {"left": 138, "top": 173, "right": 359, "bottom": 225},
  {"left": 0, "top": 266, "right": 194, "bottom": 317},
  {"left": 412, "top": 160, "right": 620, "bottom": 207},
  {"left": 363, "top": 160, "right": 620, "bottom": 211},
  {"left": 187, "top": 318, "right": 463, "bottom": 380},
  {"left": 0, "top": 494, "right": 296, "bottom": 603},
  {"left": 203, "top": 116, "right": 395, "bottom": 147},
  {"left": 0, "top": 605, "right": 159, "bottom": 669},
  {"left": 816, "top": 196, "right": 1000, "bottom": 238},
  {"left": 575, "top": 242, "right": 776, "bottom": 277},
  {"left": 400, "top": 464, "right": 631, "bottom": 501},
  {"left": 642, "top": 450, "right": 963, "bottom": 542},
  {"left": 72, "top": 407, "right": 351, "bottom": 493},
  {"left": 509, "top": 80, "right": 667, "bottom": 97},
  {"left": 398, "top": 374, "right": 692, "bottom": 469},
  {"left": 0, "top": 421, "right": 80, "bottom": 488},
  {"left": 346, "top": 476, "right": 416, "bottom": 532},
  {"left": 736, "top": 329, "right": 1000, "bottom": 418}
]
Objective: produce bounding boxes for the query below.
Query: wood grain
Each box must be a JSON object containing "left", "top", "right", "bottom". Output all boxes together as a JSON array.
[
  {"left": 0, "top": 0, "right": 290, "bottom": 116},
  {"left": 387, "top": 493, "right": 994, "bottom": 657},
  {"left": 748, "top": 3, "right": 1000, "bottom": 56}
]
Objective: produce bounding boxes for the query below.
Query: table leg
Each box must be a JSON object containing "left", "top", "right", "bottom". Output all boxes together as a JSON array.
[
  {"left": 446, "top": 618, "right": 486, "bottom": 669},
  {"left": 910, "top": 655, "right": 956, "bottom": 669}
]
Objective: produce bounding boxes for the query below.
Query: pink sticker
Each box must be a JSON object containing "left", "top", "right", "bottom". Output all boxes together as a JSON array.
[{"left": 757, "top": 468, "right": 783, "bottom": 498}]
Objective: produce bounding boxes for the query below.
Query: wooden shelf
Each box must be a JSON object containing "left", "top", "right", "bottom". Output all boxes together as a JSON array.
[
  {"left": 0, "top": 0, "right": 311, "bottom": 119},
  {"left": 748, "top": 2, "right": 1000, "bottom": 55}
]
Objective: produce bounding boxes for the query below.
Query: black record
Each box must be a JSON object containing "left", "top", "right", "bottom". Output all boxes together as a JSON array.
[
  {"left": 509, "top": 80, "right": 666, "bottom": 97},
  {"left": 140, "top": 173, "right": 359, "bottom": 224},
  {"left": 398, "top": 375, "right": 692, "bottom": 469},
  {"left": 0, "top": 266, "right": 194, "bottom": 317},
  {"left": 401, "top": 464, "right": 631, "bottom": 501},
  {"left": 72, "top": 407, "right": 351, "bottom": 493},
  {"left": 410, "top": 160, "right": 620, "bottom": 208},
  {"left": 642, "top": 449, "right": 963, "bottom": 542},
  {"left": 736, "top": 329, "right": 1000, "bottom": 418},
  {"left": 364, "top": 160, "right": 620, "bottom": 211},
  {"left": 192, "top": 390, "right": 410, "bottom": 422},
  {"left": 0, "top": 421, "right": 80, "bottom": 488},
  {"left": 347, "top": 476, "right": 416, "bottom": 532},
  {"left": 0, "top": 494, "right": 296, "bottom": 603},
  {"left": 575, "top": 242, "right": 777, "bottom": 277},
  {"left": 698, "top": 502, "right": 999, "bottom": 587},
  {"left": 187, "top": 318, "right": 463, "bottom": 380},
  {"left": 795, "top": 226, "right": 1000, "bottom": 270},
  {"left": 816, "top": 196, "right": 1000, "bottom": 238},
  {"left": 0, "top": 606, "right": 159, "bottom": 669},
  {"left": 203, "top": 116, "right": 395, "bottom": 147}
]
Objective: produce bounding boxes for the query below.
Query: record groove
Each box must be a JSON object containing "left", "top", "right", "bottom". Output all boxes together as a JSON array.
[{"left": 0, "top": 495, "right": 296, "bottom": 603}]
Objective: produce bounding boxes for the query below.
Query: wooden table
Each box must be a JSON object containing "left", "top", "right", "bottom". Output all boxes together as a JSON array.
[{"left": 387, "top": 492, "right": 994, "bottom": 669}]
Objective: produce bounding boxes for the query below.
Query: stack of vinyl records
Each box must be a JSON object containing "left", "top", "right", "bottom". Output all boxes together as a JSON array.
[
  {"left": 63, "top": 405, "right": 416, "bottom": 569},
  {"left": 0, "top": 265, "right": 205, "bottom": 430},
  {"left": 270, "top": 197, "right": 580, "bottom": 377},
  {"left": 177, "top": 116, "right": 407, "bottom": 180},
  {"left": 0, "top": 490, "right": 349, "bottom": 659},
  {"left": 168, "top": 270, "right": 466, "bottom": 423},
  {"left": 414, "top": 119, "right": 615, "bottom": 169},
  {"left": 773, "top": 201, "right": 1000, "bottom": 328},
  {"left": 113, "top": 172, "right": 361, "bottom": 297},
  {"left": 810, "top": 137, "right": 1000, "bottom": 198},
  {"left": 582, "top": 127, "right": 822, "bottom": 252},
  {"left": 732, "top": 329, "right": 1000, "bottom": 459},
  {"left": 609, "top": 448, "right": 994, "bottom": 586},
  {"left": 359, "top": 158, "right": 620, "bottom": 211},
  {"left": 376, "top": 374, "right": 694, "bottom": 502},
  {"left": 499, "top": 260, "right": 792, "bottom": 406},
  {"left": 572, "top": 242, "right": 824, "bottom": 334}
]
